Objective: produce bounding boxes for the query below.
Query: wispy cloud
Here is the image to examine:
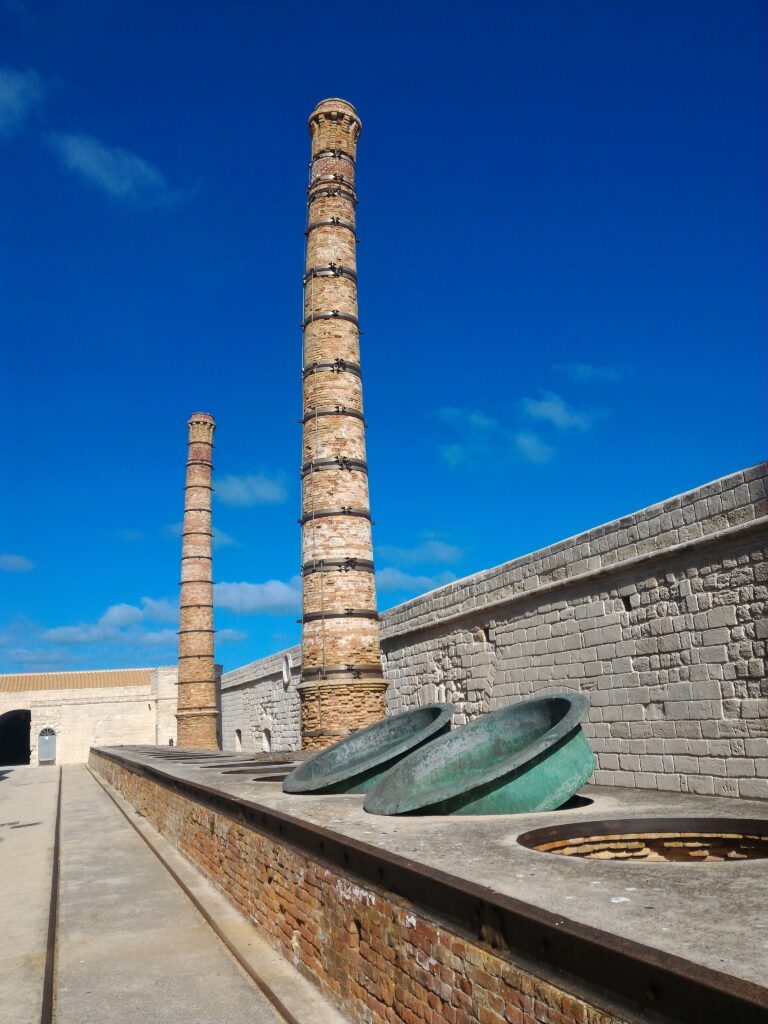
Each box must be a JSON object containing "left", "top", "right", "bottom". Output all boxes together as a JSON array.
[
  {"left": 0, "top": 66, "right": 42, "bottom": 135},
  {"left": 0, "top": 553, "right": 35, "bottom": 572},
  {"left": 218, "top": 628, "right": 246, "bottom": 643},
  {"left": 214, "top": 577, "right": 301, "bottom": 615},
  {"left": 0, "top": 601, "right": 181, "bottom": 673},
  {"left": 435, "top": 405, "right": 555, "bottom": 466},
  {"left": 215, "top": 473, "right": 288, "bottom": 507},
  {"left": 116, "top": 528, "right": 143, "bottom": 542},
  {"left": 513, "top": 432, "right": 554, "bottom": 464},
  {"left": 48, "top": 132, "right": 180, "bottom": 205},
  {"left": 521, "top": 391, "right": 593, "bottom": 430},
  {"left": 376, "top": 567, "right": 455, "bottom": 594},
  {"left": 378, "top": 536, "right": 463, "bottom": 566},
  {"left": 556, "top": 363, "right": 627, "bottom": 383},
  {"left": 42, "top": 595, "right": 178, "bottom": 645}
]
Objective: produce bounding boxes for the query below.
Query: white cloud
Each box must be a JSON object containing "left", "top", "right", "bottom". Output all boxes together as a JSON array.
[
  {"left": 215, "top": 473, "right": 288, "bottom": 507},
  {"left": 218, "top": 628, "right": 246, "bottom": 643},
  {"left": 556, "top": 363, "right": 626, "bottom": 383},
  {"left": 116, "top": 529, "right": 143, "bottom": 542},
  {"left": 376, "top": 568, "right": 455, "bottom": 594},
  {"left": 513, "top": 432, "right": 554, "bottom": 464},
  {"left": 378, "top": 538, "right": 462, "bottom": 565},
  {"left": 439, "top": 443, "right": 469, "bottom": 468},
  {"left": 99, "top": 603, "right": 144, "bottom": 628},
  {"left": 0, "top": 553, "right": 35, "bottom": 572},
  {"left": 48, "top": 132, "right": 178, "bottom": 204},
  {"left": 435, "top": 403, "right": 562, "bottom": 466},
  {"left": 436, "top": 407, "right": 499, "bottom": 431},
  {"left": 521, "top": 391, "right": 592, "bottom": 430},
  {"left": 213, "top": 528, "right": 239, "bottom": 548},
  {"left": 214, "top": 577, "right": 301, "bottom": 615},
  {"left": 42, "top": 594, "right": 178, "bottom": 646},
  {"left": 0, "top": 66, "right": 42, "bottom": 135},
  {"left": 139, "top": 597, "right": 178, "bottom": 623}
]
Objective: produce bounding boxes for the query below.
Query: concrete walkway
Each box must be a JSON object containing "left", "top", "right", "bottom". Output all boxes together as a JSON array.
[
  {"left": 0, "top": 763, "right": 58, "bottom": 1024},
  {"left": 56, "top": 765, "right": 283, "bottom": 1024},
  {"left": 0, "top": 764, "right": 346, "bottom": 1024}
]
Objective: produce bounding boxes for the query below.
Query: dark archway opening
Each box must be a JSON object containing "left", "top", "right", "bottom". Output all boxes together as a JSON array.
[{"left": 0, "top": 710, "right": 32, "bottom": 765}]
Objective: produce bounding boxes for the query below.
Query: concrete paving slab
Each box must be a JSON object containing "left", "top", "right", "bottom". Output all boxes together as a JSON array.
[
  {"left": 0, "top": 764, "right": 59, "bottom": 1024},
  {"left": 56, "top": 765, "right": 283, "bottom": 1024}
]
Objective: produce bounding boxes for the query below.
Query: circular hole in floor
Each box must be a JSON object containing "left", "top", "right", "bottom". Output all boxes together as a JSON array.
[{"left": 518, "top": 817, "right": 768, "bottom": 862}]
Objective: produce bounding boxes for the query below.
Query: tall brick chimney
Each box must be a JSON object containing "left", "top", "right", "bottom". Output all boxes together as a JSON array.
[
  {"left": 176, "top": 411, "right": 219, "bottom": 749},
  {"left": 299, "top": 98, "right": 387, "bottom": 750}
]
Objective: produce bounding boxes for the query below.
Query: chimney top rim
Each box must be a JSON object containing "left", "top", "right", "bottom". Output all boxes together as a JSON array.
[{"left": 188, "top": 412, "right": 215, "bottom": 424}]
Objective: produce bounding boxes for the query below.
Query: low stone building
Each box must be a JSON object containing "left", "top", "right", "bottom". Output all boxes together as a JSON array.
[{"left": 0, "top": 666, "right": 179, "bottom": 765}]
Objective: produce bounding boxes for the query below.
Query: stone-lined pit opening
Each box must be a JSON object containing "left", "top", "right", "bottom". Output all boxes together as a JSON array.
[{"left": 518, "top": 818, "right": 768, "bottom": 863}]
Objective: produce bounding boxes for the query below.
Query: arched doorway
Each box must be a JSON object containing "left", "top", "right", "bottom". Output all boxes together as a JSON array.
[
  {"left": 0, "top": 710, "right": 31, "bottom": 765},
  {"left": 38, "top": 728, "right": 56, "bottom": 765},
  {"left": 261, "top": 728, "right": 272, "bottom": 753},
  {"left": 234, "top": 729, "right": 242, "bottom": 752}
]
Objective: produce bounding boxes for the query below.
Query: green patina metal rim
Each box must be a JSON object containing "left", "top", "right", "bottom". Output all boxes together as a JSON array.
[
  {"left": 365, "top": 692, "right": 591, "bottom": 815},
  {"left": 283, "top": 703, "right": 454, "bottom": 794}
]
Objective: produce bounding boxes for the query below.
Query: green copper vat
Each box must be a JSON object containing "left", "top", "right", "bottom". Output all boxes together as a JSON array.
[
  {"left": 282, "top": 704, "right": 454, "bottom": 795},
  {"left": 364, "top": 693, "right": 595, "bottom": 816}
]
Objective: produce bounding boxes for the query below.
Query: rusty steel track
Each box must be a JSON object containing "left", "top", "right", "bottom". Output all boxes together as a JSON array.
[
  {"left": 93, "top": 747, "right": 768, "bottom": 1024},
  {"left": 40, "top": 766, "right": 62, "bottom": 1024}
]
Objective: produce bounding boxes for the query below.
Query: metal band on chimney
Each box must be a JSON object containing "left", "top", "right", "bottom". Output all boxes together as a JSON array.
[
  {"left": 303, "top": 264, "right": 357, "bottom": 283},
  {"left": 302, "top": 360, "right": 362, "bottom": 378},
  {"left": 302, "top": 558, "right": 375, "bottom": 576},
  {"left": 301, "top": 457, "right": 367, "bottom": 476},
  {"left": 300, "top": 406, "right": 364, "bottom": 423},
  {"left": 302, "top": 610, "right": 379, "bottom": 623},
  {"left": 311, "top": 149, "right": 356, "bottom": 165},
  {"left": 307, "top": 186, "right": 357, "bottom": 205},
  {"left": 299, "top": 507, "right": 372, "bottom": 524},
  {"left": 305, "top": 218, "right": 358, "bottom": 237},
  {"left": 301, "top": 311, "right": 359, "bottom": 329}
]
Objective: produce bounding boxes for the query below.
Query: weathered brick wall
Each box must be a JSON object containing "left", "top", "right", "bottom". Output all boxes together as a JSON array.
[
  {"left": 91, "top": 752, "right": 629, "bottom": 1024},
  {"left": 221, "top": 464, "right": 768, "bottom": 797}
]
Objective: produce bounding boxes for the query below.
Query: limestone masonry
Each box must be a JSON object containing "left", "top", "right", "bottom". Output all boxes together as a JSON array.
[
  {"left": 223, "top": 463, "right": 768, "bottom": 798},
  {"left": 0, "top": 667, "right": 178, "bottom": 764},
  {"left": 299, "top": 98, "right": 387, "bottom": 749},
  {"left": 177, "top": 411, "right": 220, "bottom": 749}
]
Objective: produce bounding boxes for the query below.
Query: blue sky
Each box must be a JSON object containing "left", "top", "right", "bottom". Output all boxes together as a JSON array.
[{"left": 1, "top": 1, "right": 765, "bottom": 673}]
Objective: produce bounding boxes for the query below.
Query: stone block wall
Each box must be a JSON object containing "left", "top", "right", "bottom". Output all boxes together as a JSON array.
[
  {"left": 221, "top": 647, "right": 301, "bottom": 753},
  {"left": 221, "top": 465, "right": 768, "bottom": 798}
]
